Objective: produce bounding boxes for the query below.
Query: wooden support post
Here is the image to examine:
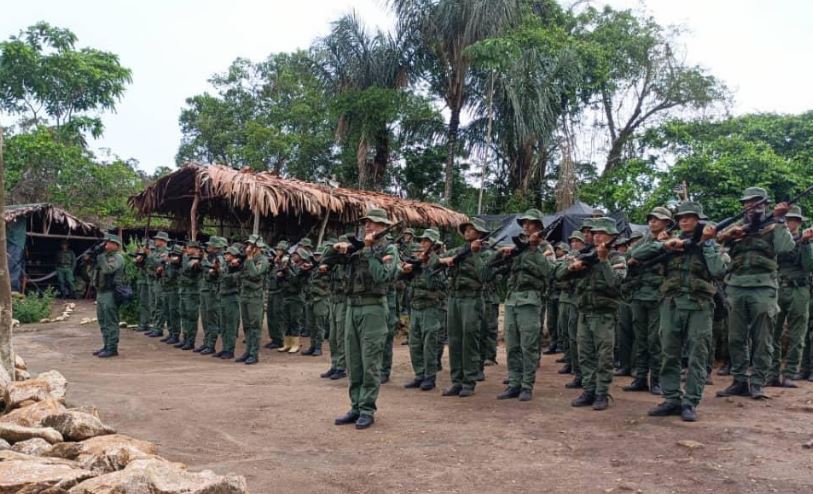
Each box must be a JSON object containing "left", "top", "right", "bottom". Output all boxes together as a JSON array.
[
  {"left": 0, "top": 127, "right": 16, "bottom": 381},
  {"left": 317, "top": 212, "right": 330, "bottom": 248},
  {"left": 190, "top": 174, "right": 201, "bottom": 241}
]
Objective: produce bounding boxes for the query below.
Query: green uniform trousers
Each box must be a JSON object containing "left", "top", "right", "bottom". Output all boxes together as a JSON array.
[
  {"left": 345, "top": 303, "right": 388, "bottom": 415},
  {"left": 631, "top": 299, "right": 661, "bottom": 380},
  {"left": 547, "top": 298, "right": 559, "bottom": 350},
  {"left": 201, "top": 290, "right": 222, "bottom": 348},
  {"left": 659, "top": 298, "right": 712, "bottom": 407},
  {"left": 505, "top": 302, "right": 542, "bottom": 391},
  {"left": 96, "top": 291, "right": 119, "bottom": 351},
  {"left": 282, "top": 297, "right": 303, "bottom": 336},
  {"left": 381, "top": 293, "right": 398, "bottom": 378},
  {"left": 480, "top": 302, "right": 499, "bottom": 366},
  {"left": 164, "top": 288, "right": 181, "bottom": 338},
  {"left": 137, "top": 281, "right": 151, "bottom": 331},
  {"left": 616, "top": 302, "right": 634, "bottom": 371},
  {"left": 266, "top": 292, "right": 283, "bottom": 343},
  {"left": 803, "top": 294, "right": 813, "bottom": 375},
  {"left": 409, "top": 306, "right": 441, "bottom": 379},
  {"left": 151, "top": 280, "right": 168, "bottom": 336},
  {"left": 727, "top": 286, "right": 778, "bottom": 387},
  {"left": 179, "top": 289, "right": 200, "bottom": 345},
  {"left": 772, "top": 284, "right": 810, "bottom": 379},
  {"left": 241, "top": 294, "right": 263, "bottom": 359},
  {"left": 447, "top": 295, "right": 482, "bottom": 390},
  {"left": 220, "top": 295, "right": 240, "bottom": 353},
  {"left": 304, "top": 295, "right": 315, "bottom": 337},
  {"left": 578, "top": 311, "right": 616, "bottom": 395},
  {"left": 558, "top": 302, "right": 579, "bottom": 375},
  {"left": 56, "top": 267, "right": 75, "bottom": 298},
  {"left": 330, "top": 300, "right": 347, "bottom": 371},
  {"left": 312, "top": 299, "right": 330, "bottom": 349},
  {"left": 712, "top": 301, "right": 729, "bottom": 365}
]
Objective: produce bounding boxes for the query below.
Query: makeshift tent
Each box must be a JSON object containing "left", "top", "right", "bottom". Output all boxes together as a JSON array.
[
  {"left": 129, "top": 164, "right": 469, "bottom": 243},
  {"left": 4, "top": 204, "right": 102, "bottom": 293}
]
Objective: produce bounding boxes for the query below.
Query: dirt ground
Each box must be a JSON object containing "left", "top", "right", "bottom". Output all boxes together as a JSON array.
[{"left": 13, "top": 300, "right": 813, "bottom": 493}]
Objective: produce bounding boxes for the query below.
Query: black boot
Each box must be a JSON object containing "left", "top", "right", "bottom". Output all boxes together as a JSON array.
[
  {"left": 518, "top": 389, "right": 532, "bottom": 402},
  {"left": 716, "top": 380, "right": 750, "bottom": 397},
  {"left": 681, "top": 404, "right": 697, "bottom": 422},
  {"left": 334, "top": 410, "right": 360, "bottom": 425},
  {"left": 330, "top": 369, "right": 347, "bottom": 380},
  {"left": 181, "top": 341, "right": 194, "bottom": 351},
  {"left": 717, "top": 362, "right": 731, "bottom": 376},
  {"left": 321, "top": 368, "right": 336, "bottom": 379},
  {"left": 565, "top": 375, "right": 582, "bottom": 389},
  {"left": 355, "top": 414, "right": 374, "bottom": 430},
  {"left": 200, "top": 347, "right": 215, "bottom": 355},
  {"left": 235, "top": 353, "right": 249, "bottom": 363},
  {"left": 750, "top": 384, "right": 769, "bottom": 400},
  {"left": 173, "top": 339, "right": 186, "bottom": 348},
  {"left": 614, "top": 367, "right": 631, "bottom": 377},
  {"left": 497, "top": 387, "right": 521, "bottom": 400},
  {"left": 219, "top": 351, "right": 234, "bottom": 359},
  {"left": 301, "top": 345, "right": 315, "bottom": 356},
  {"left": 623, "top": 377, "right": 649, "bottom": 392},
  {"left": 442, "top": 385, "right": 462, "bottom": 397},
  {"left": 92, "top": 348, "right": 105, "bottom": 356},
  {"left": 213, "top": 351, "right": 224, "bottom": 358},
  {"left": 193, "top": 345, "right": 206, "bottom": 353},
  {"left": 244, "top": 355, "right": 258, "bottom": 365},
  {"left": 648, "top": 400, "right": 682, "bottom": 417},
  {"left": 571, "top": 391, "right": 595, "bottom": 407},
  {"left": 97, "top": 349, "right": 118, "bottom": 358},
  {"left": 404, "top": 377, "right": 424, "bottom": 389},
  {"left": 557, "top": 364, "right": 572, "bottom": 375},
  {"left": 555, "top": 356, "right": 568, "bottom": 363},
  {"left": 166, "top": 336, "right": 180, "bottom": 345},
  {"left": 312, "top": 346, "right": 322, "bottom": 356},
  {"left": 159, "top": 336, "right": 171, "bottom": 343},
  {"left": 649, "top": 377, "right": 662, "bottom": 395},
  {"left": 475, "top": 370, "right": 485, "bottom": 382},
  {"left": 592, "top": 394, "right": 610, "bottom": 411},
  {"left": 420, "top": 376, "right": 436, "bottom": 391},
  {"left": 542, "top": 345, "right": 558, "bottom": 355},
  {"left": 778, "top": 376, "right": 799, "bottom": 388}
]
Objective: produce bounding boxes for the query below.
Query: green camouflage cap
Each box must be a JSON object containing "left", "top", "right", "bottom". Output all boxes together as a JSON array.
[
  {"left": 579, "top": 218, "right": 595, "bottom": 231},
  {"left": 589, "top": 217, "right": 619, "bottom": 235},
  {"left": 740, "top": 186, "right": 769, "bottom": 202},
  {"left": 615, "top": 236, "right": 631, "bottom": 245},
  {"left": 403, "top": 228, "right": 415, "bottom": 235},
  {"left": 225, "top": 246, "right": 242, "bottom": 256},
  {"left": 206, "top": 236, "right": 227, "bottom": 249},
  {"left": 325, "top": 236, "right": 338, "bottom": 245},
  {"left": 245, "top": 234, "right": 263, "bottom": 246},
  {"left": 517, "top": 208, "right": 545, "bottom": 227},
  {"left": 104, "top": 234, "right": 123, "bottom": 247},
  {"left": 171, "top": 244, "right": 184, "bottom": 255},
  {"left": 299, "top": 238, "right": 314, "bottom": 249},
  {"left": 674, "top": 201, "right": 704, "bottom": 219},
  {"left": 274, "top": 240, "right": 290, "bottom": 251},
  {"left": 555, "top": 242, "right": 570, "bottom": 252},
  {"left": 153, "top": 231, "right": 170, "bottom": 242},
  {"left": 417, "top": 228, "right": 440, "bottom": 243},
  {"left": 337, "top": 235, "right": 349, "bottom": 243},
  {"left": 787, "top": 205, "right": 807, "bottom": 221},
  {"left": 458, "top": 217, "right": 489, "bottom": 236},
  {"left": 294, "top": 247, "right": 312, "bottom": 261},
  {"left": 568, "top": 231, "right": 585, "bottom": 242},
  {"left": 646, "top": 206, "right": 673, "bottom": 222},
  {"left": 360, "top": 208, "right": 394, "bottom": 225},
  {"left": 186, "top": 240, "right": 202, "bottom": 248}
]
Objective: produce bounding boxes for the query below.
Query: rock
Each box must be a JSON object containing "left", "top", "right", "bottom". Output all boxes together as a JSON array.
[
  {"left": 0, "top": 398, "right": 67, "bottom": 427},
  {"left": 788, "top": 403, "right": 813, "bottom": 413},
  {"left": 803, "top": 439, "right": 813, "bottom": 449},
  {"left": 0, "top": 365, "right": 11, "bottom": 395},
  {"left": 42, "top": 411, "right": 116, "bottom": 441},
  {"left": 0, "top": 453, "right": 94, "bottom": 492},
  {"left": 68, "top": 406, "right": 101, "bottom": 420},
  {"left": 40, "top": 318, "right": 51, "bottom": 323},
  {"left": 14, "top": 354, "right": 27, "bottom": 371},
  {"left": 0, "top": 439, "right": 9, "bottom": 451},
  {"left": 69, "top": 458, "right": 248, "bottom": 494},
  {"left": 677, "top": 440, "right": 705, "bottom": 450},
  {"left": 3, "top": 370, "right": 68, "bottom": 411},
  {"left": 15, "top": 369, "right": 31, "bottom": 381},
  {"left": 48, "top": 434, "right": 157, "bottom": 473},
  {"left": 0, "top": 422, "right": 63, "bottom": 444},
  {"left": 11, "top": 437, "right": 52, "bottom": 455},
  {"left": 11, "top": 319, "right": 19, "bottom": 328}
]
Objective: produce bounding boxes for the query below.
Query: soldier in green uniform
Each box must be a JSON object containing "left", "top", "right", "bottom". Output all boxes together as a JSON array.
[
  {"left": 160, "top": 245, "right": 183, "bottom": 345},
  {"left": 276, "top": 248, "right": 310, "bottom": 353},
  {"left": 265, "top": 241, "right": 288, "bottom": 350},
  {"left": 556, "top": 218, "right": 627, "bottom": 410},
  {"left": 237, "top": 235, "right": 269, "bottom": 364},
  {"left": 92, "top": 234, "right": 125, "bottom": 358},
  {"left": 624, "top": 207, "right": 673, "bottom": 394},
  {"left": 493, "top": 209, "right": 554, "bottom": 402},
  {"left": 55, "top": 240, "right": 77, "bottom": 299},
  {"left": 397, "top": 228, "right": 417, "bottom": 346},
  {"left": 321, "top": 235, "right": 350, "bottom": 380},
  {"left": 146, "top": 232, "right": 170, "bottom": 338},
  {"left": 636, "top": 202, "right": 725, "bottom": 421},
  {"left": 437, "top": 218, "right": 489, "bottom": 398},
  {"left": 215, "top": 245, "right": 242, "bottom": 359},
  {"left": 299, "top": 237, "right": 315, "bottom": 339},
  {"left": 380, "top": 279, "right": 399, "bottom": 383},
  {"left": 769, "top": 206, "right": 813, "bottom": 386},
  {"left": 614, "top": 235, "right": 635, "bottom": 377},
  {"left": 559, "top": 231, "right": 585, "bottom": 388},
  {"left": 198, "top": 237, "right": 226, "bottom": 354},
  {"left": 176, "top": 241, "right": 203, "bottom": 351},
  {"left": 400, "top": 228, "right": 445, "bottom": 391},
  {"left": 325, "top": 209, "right": 399, "bottom": 429},
  {"left": 716, "top": 187, "right": 795, "bottom": 399},
  {"left": 132, "top": 242, "right": 151, "bottom": 332},
  {"left": 304, "top": 246, "right": 331, "bottom": 357}
]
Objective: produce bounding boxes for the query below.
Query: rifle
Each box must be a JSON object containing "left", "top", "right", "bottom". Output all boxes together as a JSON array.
[
  {"left": 716, "top": 183, "right": 813, "bottom": 235},
  {"left": 575, "top": 237, "right": 620, "bottom": 268},
  {"left": 429, "top": 230, "right": 499, "bottom": 275},
  {"left": 637, "top": 222, "right": 706, "bottom": 268},
  {"left": 345, "top": 222, "right": 402, "bottom": 254}
]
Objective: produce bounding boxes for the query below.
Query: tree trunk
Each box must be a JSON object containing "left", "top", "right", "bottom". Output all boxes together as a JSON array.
[
  {"left": 356, "top": 134, "right": 369, "bottom": 189},
  {"left": 444, "top": 108, "right": 461, "bottom": 205},
  {"left": 0, "top": 128, "right": 15, "bottom": 382},
  {"left": 371, "top": 130, "right": 389, "bottom": 191}
]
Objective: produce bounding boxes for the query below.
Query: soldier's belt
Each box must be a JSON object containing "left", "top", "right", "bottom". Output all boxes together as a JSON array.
[
  {"left": 348, "top": 295, "right": 387, "bottom": 306},
  {"left": 780, "top": 279, "right": 808, "bottom": 288}
]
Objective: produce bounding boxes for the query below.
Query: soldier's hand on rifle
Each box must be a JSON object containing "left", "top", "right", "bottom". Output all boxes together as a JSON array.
[
  {"left": 530, "top": 232, "right": 542, "bottom": 246},
  {"left": 627, "top": 258, "right": 638, "bottom": 266},
  {"left": 439, "top": 256, "right": 455, "bottom": 267},
  {"left": 701, "top": 224, "right": 717, "bottom": 242},
  {"left": 471, "top": 239, "right": 482, "bottom": 253},
  {"left": 803, "top": 228, "right": 813, "bottom": 241},
  {"left": 664, "top": 238, "right": 685, "bottom": 251},
  {"left": 401, "top": 262, "right": 414, "bottom": 273},
  {"left": 774, "top": 201, "right": 790, "bottom": 218},
  {"left": 364, "top": 233, "right": 377, "bottom": 247},
  {"left": 319, "top": 264, "right": 329, "bottom": 273},
  {"left": 382, "top": 255, "right": 393, "bottom": 263},
  {"left": 657, "top": 231, "right": 671, "bottom": 241},
  {"left": 720, "top": 226, "right": 746, "bottom": 242},
  {"left": 596, "top": 242, "right": 609, "bottom": 261},
  {"left": 230, "top": 259, "right": 241, "bottom": 268},
  {"left": 333, "top": 242, "right": 350, "bottom": 254},
  {"left": 498, "top": 246, "right": 514, "bottom": 257},
  {"left": 568, "top": 259, "right": 586, "bottom": 271}
]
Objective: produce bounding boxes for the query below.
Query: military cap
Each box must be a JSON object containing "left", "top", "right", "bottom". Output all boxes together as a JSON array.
[
  {"left": 579, "top": 218, "right": 595, "bottom": 231},
  {"left": 592, "top": 209, "right": 606, "bottom": 218},
  {"left": 294, "top": 247, "right": 312, "bottom": 261},
  {"left": 360, "top": 208, "right": 394, "bottom": 225},
  {"left": 457, "top": 217, "right": 489, "bottom": 236},
  {"left": 403, "top": 228, "right": 415, "bottom": 235},
  {"left": 206, "top": 236, "right": 227, "bottom": 249},
  {"left": 516, "top": 208, "right": 545, "bottom": 227},
  {"left": 590, "top": 217, "right": 619, "bottom": 235},
  {"left": 171, "top": 244, "right": 184, "bottom": 255},
  {"left": 225, "top": 245, "right": 242, "bottom": 256},
  {"left": 299, "top": 238, "right": 314, "bottom": 249},
  {"left": 646, "top": 206, "right": 673, "bottom": 222},
  {"left": 555, "top": 242, "right": 570, "bottom": 252},
  {"left": 186, "top": 240, "right": 202, "bottom": 248},
  {"left": 615, "top": 236, "right": 631, "bottom": 246},
  {"left": 337, "top": 235, "right": 349, "bottom": 244},
  {"left": 325, "top": 236, "right": 338, "bottom": 245},
  {"left": 104, "top": 234, "right": 123, "bottom": 247},
  {"left": 568, "top": 231, "right": 585, "bottom": 242},
  {"left": 153, "top": 231, "right": 171, "bottom": 242},
  {"left": 740, "top": 187, "right": 769, "bottom": 202},
  {"left": 787, "top": 205, "right": 807, "bottom": 221},
  {"left": 274, "top": 240, "right": 290, "bottom": 251},
  {"left": 245, "top": 234, "right": 263, "bottom": 246},
  {"left": 674, "top": 201, "right": 704, "bottom": 219},
  {"left": 629, "top": 231, "right": 644, "bottom": 241},
  {"left": 417, "top": 228, "right": 440, "bottom": 243}
]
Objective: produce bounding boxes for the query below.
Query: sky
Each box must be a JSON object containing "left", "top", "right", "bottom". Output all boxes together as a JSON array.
[{"left": 1, "top": 0, "right": 812, "bottom": 174}]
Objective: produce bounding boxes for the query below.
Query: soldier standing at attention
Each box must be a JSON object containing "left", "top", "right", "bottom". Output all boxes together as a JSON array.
[
  {"left": 55, "top": 240, "right": 77, "bottom": 299},
  {"left": 132, "top": 242, "right": 151, "bottom": 333},
  {"left": 493, "top": 209, "right": 554, "bottom": 402},
  {"left": 624, "top": 208, "right": 673, "bottom": 394},
  {"left": 277, "top": 247, "right": 310, "bottom": 353},
  {"left": 635, "top": 202, "right": 724, "bottom": 421},
  {"left": 614, "top": 235, "right": 635, "bottom": 378},
  {"left": 265, "top": 241, "right": 289, "bottom": 350},
  {"left": 325, "top": 209, "right": 399, "bottom": 430},
  {"left": 92, "top": 235, "right": 125, "bottom": 358},
  {"left": 560, "top": 231, "right": 586, "bottom": 388},
  {"left": 146, "top": 232, "right": 170, "bottom": 338},
  {"left": 716, "top": 187, "right": 794, "bottom": 399},
  {"left": 321, "top": 235, "right": 350, "bottom": 380},
  {"left": 198, "top": 237, "right": 226, "bottom": 355},
  {"left": 304, "top": 246, "right": 331, "bottom": 357},
  {"left": 556, "top": 218, "right": 627, "bottom": 411},
  {"left": 769, "top": 206, "right": 813, "bottom": 386},
  {"left": 437, "top": 218, "right": 490, "bottom": 398},
  {"left": 215, "top": 245, "right": 242, "bottom": 360},
  {"left": 176, "top": 241, "right": 203, "bottom": 351},
  {"left": 400, "top": 228, "right": 446, "bottom": 391},
  {"left": 160, "top": 244, "right": 183, "bottom": 345},
  {"left": 237, "top": 235, "right": 269, "bottom": 365}
]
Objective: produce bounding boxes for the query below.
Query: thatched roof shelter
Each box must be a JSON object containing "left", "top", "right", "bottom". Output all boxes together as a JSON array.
[
  {"left": 4, "top": 203, "right": 101, "bottom": 238},
  {"left": 129, "top": 164, "right": 468, "bottom": 239}
]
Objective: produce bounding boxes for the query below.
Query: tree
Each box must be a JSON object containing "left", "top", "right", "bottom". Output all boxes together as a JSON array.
[
  {"left": 0, "top": 127, "right": 15, "bottom": 382},
  {"left": 390, "top": 0, "right": 521, "bottom": 204},
  {"left": 0, "top": 22, "right": 132, "bottom": 140}
]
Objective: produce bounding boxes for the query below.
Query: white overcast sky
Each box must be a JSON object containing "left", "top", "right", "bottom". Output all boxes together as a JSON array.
[{"left": 2, "top": 0, "right": 811, "bottom": 173}]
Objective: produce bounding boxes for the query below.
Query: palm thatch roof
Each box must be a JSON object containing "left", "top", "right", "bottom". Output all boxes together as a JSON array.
[
  {"left": 129, "top": 164, "right": 468, "bottom": 234},
  {"left": 4, "top": 203, "right": 101, "bottom": 236}
]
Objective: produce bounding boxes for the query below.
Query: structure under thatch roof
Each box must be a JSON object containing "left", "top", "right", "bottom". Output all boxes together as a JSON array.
[
  {"left": 129, "top": 164, "right": 469, "bottom": 239},
  {"left": 4, "top": 203, "right": 100, "bottom": 236}
]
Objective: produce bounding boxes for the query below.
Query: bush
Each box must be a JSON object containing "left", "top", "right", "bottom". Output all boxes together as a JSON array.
[
  {"left": 117, "top": 239, "right": 141, "bottom": 324},
  {"left": 13, "top": 289, "right": 55, "bottom": 323}
]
